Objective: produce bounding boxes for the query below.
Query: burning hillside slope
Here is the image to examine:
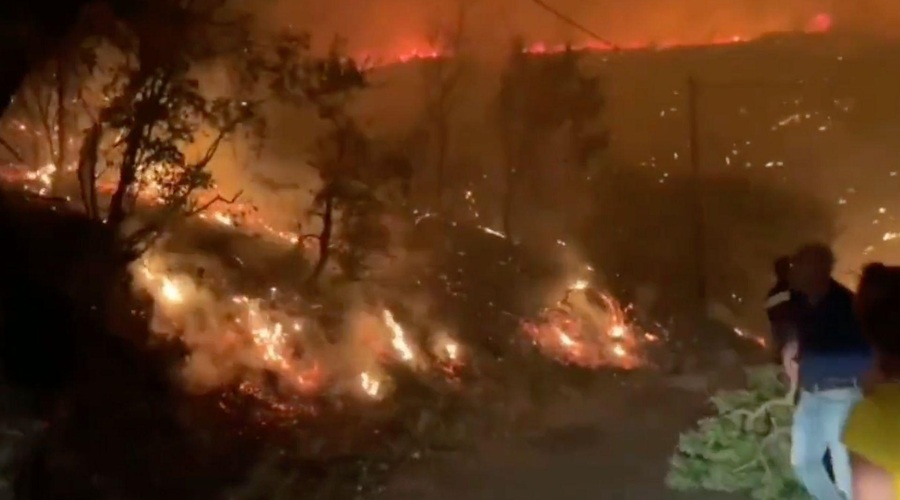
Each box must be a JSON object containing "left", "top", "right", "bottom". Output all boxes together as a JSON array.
[
  {"left": 261, "top": 0, "right": 838, "bottom": 61},
  {"left": 349, "top": 32, "right": 900, "bottom": 322}
]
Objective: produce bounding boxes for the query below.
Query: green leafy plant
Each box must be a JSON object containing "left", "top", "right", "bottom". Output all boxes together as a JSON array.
[{"left": 666, "top": 365, "right": 810, "bottom": 499}]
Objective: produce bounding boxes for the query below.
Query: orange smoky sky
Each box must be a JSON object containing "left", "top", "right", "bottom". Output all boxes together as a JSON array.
[{"left": 251, "top": 0, "right": 900, "bottom": 58}]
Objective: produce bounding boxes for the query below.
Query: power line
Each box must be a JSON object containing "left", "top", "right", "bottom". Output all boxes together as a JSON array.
[{"left": 526, "top": 0, "right": 619, "bottom": 50}]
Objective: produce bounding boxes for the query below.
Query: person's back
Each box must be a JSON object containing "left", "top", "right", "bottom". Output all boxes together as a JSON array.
[
  {"left": 789, "top": 244, "right": 873, "bottom": 500},
  {"left": 795, "top": 279, "right": 873, "bottom": 387},
  {"left": 843, "top": 263, "right": 900, "bottom": 499}
]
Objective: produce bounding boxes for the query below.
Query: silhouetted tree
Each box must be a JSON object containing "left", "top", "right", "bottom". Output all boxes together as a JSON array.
[
  {"left": 419, "top": 0, "right": 468, "bottom": 213},
  {"left": 295, "top": 50, "right": 411, "bottom": 284},
  {"left": 57, "top": 1, "right": 317, "bottom": 258},
  {"left": 495, "top": 44, "right": 607, "bottom": 238},
  {"left": 0, "top": 35, "right": 103, "bottom": 194},
  {"left": 301, "top": 51, "right": 369, "bottom": 284}
]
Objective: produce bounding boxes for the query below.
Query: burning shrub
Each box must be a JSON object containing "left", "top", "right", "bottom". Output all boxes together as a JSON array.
[{"left": 521, "top": 278, "right": 654, "bottom": 370}]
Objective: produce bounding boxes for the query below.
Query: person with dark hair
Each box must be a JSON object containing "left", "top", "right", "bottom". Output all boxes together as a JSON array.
[
  {"left": 843, "top": 263, "right": 900, "bottom": 499},
  {"left": 789, "top": 244, "right": 873, "bottom": 500}
]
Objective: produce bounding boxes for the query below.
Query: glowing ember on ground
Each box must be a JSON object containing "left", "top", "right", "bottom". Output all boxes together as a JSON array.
[
  {"left": 733, "top": 327, "right": 767, "bottom": 348},
  {"left": 444, "top": 342, "right": 459, "bottom": 361},
  {"left": 557, "top": 329, "right": 577, "bottom": 348},
  {"left": 432, "top": 332, "right": 462, "bottom": 363},
  {"left": 210, "top": 212, "right": 235, "bottom": 226},
  {"left": 479, "top": 226, "right": 506, "bottom": 239},
  {"left": 160, "top": 278, "right": 185, "bottom": 304},
  {"left": 130, "top": 247, "right": 477, "bottom": 412},
  {"left": 522, "top": 278, "right": 649, "bottom": 370},
  {"left": 360, "top": 372, "right": 384, "bottom": 400},
  {"left": 132, "top": 252, "right": 325, "bottom": 398},
  {"left": 609, "top": 324, "right": 626, "bottom": 339},
  {"left": 15, "top": 163, "right": 58, "bottom": 195},
  {"left": 571, "top": 279, "right": 590, "bottom": 291}
]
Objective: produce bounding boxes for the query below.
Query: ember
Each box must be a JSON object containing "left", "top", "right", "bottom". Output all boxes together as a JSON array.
[{"left": 522, "top": 278, "right": 650, "bottom": 370}]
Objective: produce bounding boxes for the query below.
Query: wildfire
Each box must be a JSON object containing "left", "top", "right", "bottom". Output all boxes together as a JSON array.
[
  {"left": 130, "top": 249, "right": 479, "bottom": 411},
  {"left": 360, "top": 371, "right": 384, "bottom": 400},
  {"left": 3, "top": 154, "right": 677, "bottom": 421},
  {"left": 160, "top": 277, "right": 185, "bottom": 304},
  {"left": 383, "top": 309, "right": 417, "bottom": 364},
  {"left": 443, "top": 341, "right": 459, "bottom": 361},
  {"left": 522, "top": 278, "right": 649, "bottom": 370},
  {"left": 133, "top": 254, "right": 325, "bottom": 396},
  {"left": 364, "top": 12, "right": 833, "bottom": 69},
  {"left": 23, "top": 164, "right": 57, "bottom": 196},
  {"left": 0, "top": 11, "right": 818, "bottom": 432},
  {"left": 0, "top": 150, "right": 302, "bottom": 247}
]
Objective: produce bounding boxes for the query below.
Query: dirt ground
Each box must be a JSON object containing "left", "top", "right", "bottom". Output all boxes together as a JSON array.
[{"left": 381, "top": 371, "right": 743, "bottom": 500}]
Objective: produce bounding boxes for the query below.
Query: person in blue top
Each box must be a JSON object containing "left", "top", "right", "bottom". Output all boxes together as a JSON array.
[{"left": 788, "top": 244, "right": 873, "bottom": 500}]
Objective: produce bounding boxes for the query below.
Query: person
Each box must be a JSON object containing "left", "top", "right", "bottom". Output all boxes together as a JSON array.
[
  {"left": 789, "top": 244, "right": 873, "bottom": 500},
  {"left": 766, "top": 254, "right": 835, "bottom": 482},
  {"left": 767, "top": 255, "right": 803, "bottom": 388},
  {"left": 767, "top": 255, "right": 799, "bottom": 359},
  {"left": 843, "top": 263, "right": 900, "bottom": 499}
]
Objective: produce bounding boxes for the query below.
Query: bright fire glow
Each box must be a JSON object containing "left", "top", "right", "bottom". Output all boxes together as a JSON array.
[
  {"left": 522, "top": 278, "right": 650, "bottom": 370},
  {"left": 160, "top": 278, "right": 185, "bottom": 304},
  {"left": 383, "top": 309, "right": 416, "bottom": 363},
  {"left": 363, "top": 12, "right": 833, "bottom": 69},
  {"left": 360, "top": 371, "right": 383, "bottom": 399}
]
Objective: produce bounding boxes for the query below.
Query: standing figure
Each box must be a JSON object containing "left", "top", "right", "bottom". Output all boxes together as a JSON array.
[
  {"left": 843, "top": 263, "right": 900, "bottom": 500},
  {"left": 790, "top": 244, "right": 873, "bottom": 500},
  {"left": 766, "top": 255, "right": 800, "bottom": 378}
]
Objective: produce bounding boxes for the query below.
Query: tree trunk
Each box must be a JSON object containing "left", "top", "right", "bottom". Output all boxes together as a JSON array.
[
  {"left": 435, "top": 118, "right": 448, "bottom": 213},
  {"left": 77, "top": 122, "right": 101, "bottom": 219},
  {"left": 107, "top": 127, "right": 142, "bottom": 227},
  {"left": 51, "top": 55, "right": 68, "bottom": 195},
  {"left": 310, "top": 194, "right": 334, "bottom": 283}
]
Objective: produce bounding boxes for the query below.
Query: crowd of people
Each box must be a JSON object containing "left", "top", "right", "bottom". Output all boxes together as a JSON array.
[{"left": 765, "top": 244, "right": 900, "bottom": 499}]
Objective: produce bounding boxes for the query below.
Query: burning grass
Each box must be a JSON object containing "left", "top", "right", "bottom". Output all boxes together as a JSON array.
[{"left": 0, "top": 168, "right": 774, "bottom": 499}]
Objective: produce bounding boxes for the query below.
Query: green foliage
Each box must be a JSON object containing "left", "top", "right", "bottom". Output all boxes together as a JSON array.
[{"left": 666, "top": 365, "right": 809, "bottom": 500}]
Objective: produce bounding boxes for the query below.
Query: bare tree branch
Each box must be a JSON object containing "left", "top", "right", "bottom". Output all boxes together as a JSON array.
[
  {"left": 194, "top": 126, "right": 231, "bottom": 170},
  {"left": 0, "top": 135, "right": 25, "bottom": 163},
  {"left": 185, "top": 189, "right": 243, "bottom": 216}
]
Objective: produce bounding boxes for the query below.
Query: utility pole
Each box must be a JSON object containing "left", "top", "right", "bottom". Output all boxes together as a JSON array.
[
  {"left": 687, "top": 76, "right": 707, "bottom": 324},
  {"left": 684, "top": 77, "right": 812, "bottom": 325}
]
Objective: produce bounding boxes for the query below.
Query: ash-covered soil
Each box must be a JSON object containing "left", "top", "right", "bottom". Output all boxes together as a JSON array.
[{"left": 381, "top": 371, "right": 743, "bottom": 500}]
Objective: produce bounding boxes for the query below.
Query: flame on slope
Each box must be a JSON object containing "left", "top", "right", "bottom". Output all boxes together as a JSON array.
[
  {"left": 132, "top": 251, "right": 323, "bottom": 396},
  {"left": 131, "top": 248, "right": 472, "bottom": 410},
  {"left": 361, "top": 12, "right": 833, "bottom": 68},
  {"left": 0, "top": 155, "right": 304, "bottom": 247},
  {"left": 360, "top": 371, "right": 384, "bottom": 399},
  {"left": 383, "top": 309, "right": 417, "bottom": 364},
  {"left": 522, "top": 278, "right": 649, "bottom": 370}
]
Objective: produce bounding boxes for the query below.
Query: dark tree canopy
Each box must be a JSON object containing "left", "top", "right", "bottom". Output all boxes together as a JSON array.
[{"left": 0, "top": 0, "right": 159, "bottom": 117}]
